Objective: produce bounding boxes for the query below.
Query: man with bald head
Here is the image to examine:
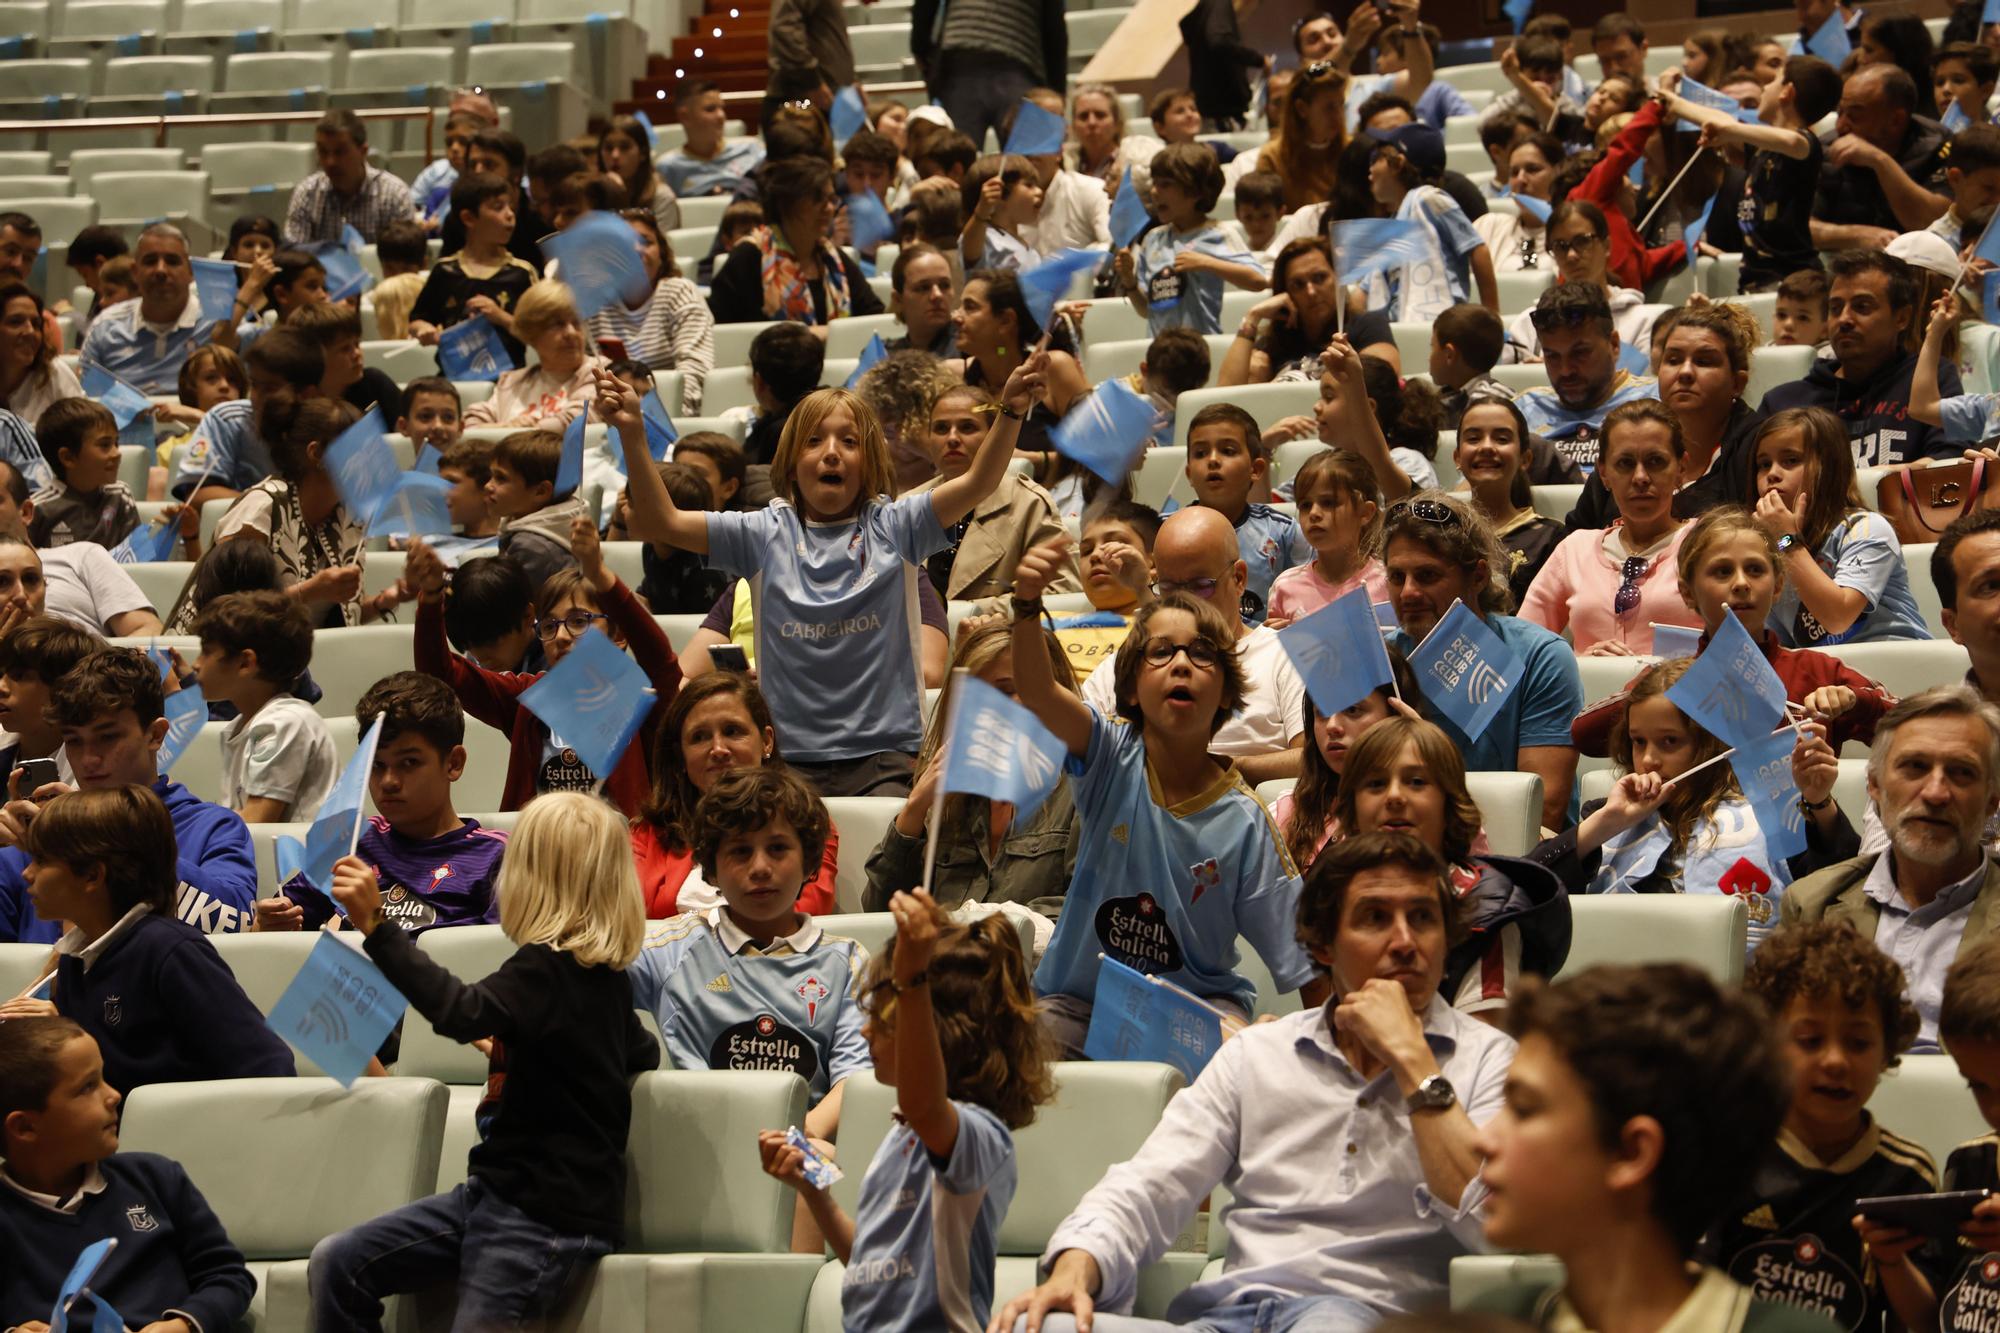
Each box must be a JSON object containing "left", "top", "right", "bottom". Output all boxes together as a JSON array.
[
  {"left": 1812, "top": 62, "right": 1950, "bottom": 250},
  {"left": 1081, "top": 506, "right": 1307, "bottom": 783}
]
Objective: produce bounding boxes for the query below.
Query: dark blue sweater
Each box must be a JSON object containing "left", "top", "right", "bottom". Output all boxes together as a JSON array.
[
  {"left": 54, "top": 912, "right": 295, "bottom": 1095},
  {"left": 0, "top": 1152, "right": 254, "bottom": 1332}
]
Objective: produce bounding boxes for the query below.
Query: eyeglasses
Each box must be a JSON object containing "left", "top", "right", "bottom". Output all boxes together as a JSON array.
[
  {"left": 1613, "top": 556, "right": 1648, "bottom": 615},
  {"left": 1141, "top": 637, "right": 1223, "bottom": 669},
  {"left": 535, "top": 610, "right": 609, "bottom": 640},
  {"left": 1386, "top": 497, "right": 1462, "bottom": 528},
  {"left": 1544, "top": 234, "right": 1602, "bottom": 258},
  {"left": 1152, "top": 576, "right": 1221, "bottom": 599}
]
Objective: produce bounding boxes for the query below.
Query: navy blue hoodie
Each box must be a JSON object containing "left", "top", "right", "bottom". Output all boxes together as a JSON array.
[
  {"left": 0, "top": 778, "right": 257, "bottom": 945},
  {"left": 1756, "top": 348, "right": 1962, "bottom": 468}
]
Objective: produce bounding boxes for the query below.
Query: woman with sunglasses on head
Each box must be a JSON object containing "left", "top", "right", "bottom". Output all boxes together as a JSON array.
[
  {"left": 585, "top": 210, "right": 713, "bottom": 414},
  {"left": 1500, "top": 201, "right": 1661, "bottom": 362},
  {"left": 1519, "top": 401, "right": 1706, "bottom": 655},
  {"left": 1255, "top": 57, "right": 1350, "bottom": 212}
]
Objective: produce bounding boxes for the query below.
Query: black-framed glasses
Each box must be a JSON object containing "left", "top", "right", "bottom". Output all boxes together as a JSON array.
[
  {"left": 1386, "top": 497, "right": 1461, "bottom": 528},
  {"left": 1544, "top": 234, "right": 1602, "bottom": 258},
  {"left": 1153, "top": 576, "right": 1222, "bottom": 599},
  {"left": 535, "top": 610, "right": 609, "bottom": 640},
  {"left": 1613, "top": 556, "right": 1647, "bottom": 615},
  {"left": 1141, "top": 637, "right": 1222, "bottom": 669}
]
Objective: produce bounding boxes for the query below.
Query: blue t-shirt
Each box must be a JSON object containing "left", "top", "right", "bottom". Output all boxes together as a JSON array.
[
  {"left": 1392, "top": 612, "right": 1584, "bottom": 800},
  {"left": 1035, "top": 709, "right": 1316, "bottom": 1013},
  {"left": 657, "top": 140, "right": 766, "bottom": 197},
  {"left": 1939, "top": 392, "right": 2000, "bottom": 446},
  {"left": 170, "top": 399, "right": 273, "bottom": 498},
  {"left": 1516, "top": 372, "right": 1663, "bottom": 475},
  {"left": 706, "top": 494, "right": 947, "bottom": 762},
  {"left": 1363, "top": 186, "right": 1484, "bottom": 324},
  {"left": 841, "top": 1100, "right": 1016, "bottom": 1333},
  {"left": 1234, "top": 503, "right": 1314, "bottom": 626},
  {"left": 1134, "top": 222, "right": 1262, "bottom": 336},
  {"left": 627, "top": 912, "right": 871, "bottom": 1107},
  {"left": 1767, "top": 511, "right": 1931, "bottom": 646}
]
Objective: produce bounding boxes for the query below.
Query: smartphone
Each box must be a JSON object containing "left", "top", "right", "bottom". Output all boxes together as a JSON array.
[
  {"left": 1855, "top": 1189, "right": 1992, "bottom": 1240},
  {"left": 14, "top": 757, "right": 58, "bottom": 794},
  {"left": 709, "top": 644, "right": 751, "bottom": 673},
  {"left": 599, "top": 336, "right": 630, "bottom": 362}
]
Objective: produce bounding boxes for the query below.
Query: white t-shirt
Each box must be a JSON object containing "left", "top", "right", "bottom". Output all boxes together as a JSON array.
[
  {"left": 1081, "top": 623, "right": 1306, "bottom": 757},
  {"left": 43, "top": 543, "right": 154, "bottom": 636},
  {"left": 220, "top": 695, "right": 339, "bottom": 822}
]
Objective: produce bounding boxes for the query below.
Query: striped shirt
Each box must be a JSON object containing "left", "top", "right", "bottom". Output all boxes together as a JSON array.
[
  {"left": 283, "top": 167, "right": 420, "bottom": 245},
  {"left": 586, "top": 277, "right": 715, "bottom": 414}
]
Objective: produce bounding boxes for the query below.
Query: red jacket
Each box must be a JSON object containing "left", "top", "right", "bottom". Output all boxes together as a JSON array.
[
  {"left": 1575, "top": 99, "right": 1688, "bottom": 294},
  {"left": 630, "top": 819, "right": 840, "bottom": 918},
  {"left": 1571, "top": 629, "right": 1894, "bottom": 757},
  {"left": 414, "top": 576, "right": 681, "bottom": 814}
]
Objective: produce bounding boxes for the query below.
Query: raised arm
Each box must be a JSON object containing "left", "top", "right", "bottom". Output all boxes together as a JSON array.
[
  {"left": 1011, "top": 536, "right": 1094, "bottom": 756},
  {"left": 884, "top": 889, "right": 955, "bottom": 1157},
  {"left": 1657, "top": 73, "right": 1814, "bottom": 160},
  {"left": 930, "top": 352, "right": 1046, "bottom": 527},
  {"left": 596, "top": 367, "right": 710, "bottom": 553},
  {"left": 1324, "top": 333, "right": 1414, "bottom": 501},
  {"left": 1912, "top": 292, "right": 1953, "bottom": 426}
]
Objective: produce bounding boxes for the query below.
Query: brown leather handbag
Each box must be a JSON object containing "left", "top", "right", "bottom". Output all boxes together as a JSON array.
[{"left": 1874, "top": 459, "right": 2000, "bottom": 543}]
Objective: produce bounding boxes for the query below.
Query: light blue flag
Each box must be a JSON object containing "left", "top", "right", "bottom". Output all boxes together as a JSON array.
[
  {"left": 1019, "top": 246, "right": 1106, "bottom": 328},
  {"left": 1665, "top": 608, "right": 1788, "bottom": 750},
  {"left": 939, "top": 675, "right": 1068, "bottom": 825},
  {"left": 145, "top": 640, "right": 175, "bottom": 681},
  {"left": 340, "top": 222, "right": 365, "bottom": 252},
  {"left": 633, "top": 107, "right": 657, "bottom": 151},
  {"left": 1676, "top": 77, "right": 1760, "bottom": 129},
  {"left": 155, "top": 685, "right": 207, "bottom": 777},
  {"left": 1728, "top": 723, "right": 1810, "bottom": 861},
  {"left": 1110, "top": 166, "right": 1150, "bottom": 248},
  {"left": 1503, "top": 0, "right": 1533, "bottom": 34},
  {"left": 1329, "top": 218, "right": 1428, "bottom": 283},
  {"left": 1946, "top": 100, "right": 1973, "bottom": 133},
  {"left": 438, "top": 317, "right": 509, "bottom": 381},
  {"left": 1082, "top": 955, "right": 1227, "bottom": 1081},
  {"left": 80, "top": 363, "right": 152, "bottom": 431},
  {"left": 1050, "top": 377, "right": 1159, "bottom": 484},
  {"left": 322, "top": 406, "right": 399, "bottom": 525},
  {"left": 1987, "top": 0, "right": 2000, "bottom": 25},
  {"left": 191, "top": 256, "right": 238, "bottom": 326},
  {"left": 414, "top": 442, "right": 443, "bottom": 475},
  {"left": 641, "top": 388, "right": 678, "bottom": 460},
  {"left": 1278, "top": 586, "right": 1395, "bottom": 718},
  {"left": 1652, "top": 623, "right": 1702, "bottom": 659},
  {"left": 48, "top": 1238, "right": 115, "bottom": 1333},
  {"left": 543, "top": 210, "right": 650, "bottom": 318},
  {"left": 519, "top": 626, "right": 655, "bottom": 778},
  {"left": 110, "top": 516, "right": 180, "bottom": 565},
  {"left": 311, "top": 242, "right": 370, "bottom": 301},
  {"left": 1004, "top": 98, "right": 1067, "bottom": 156},
  {"left": 831, "top": 84, "right": 867, "bottom": 145},
  {"left": 1684, "top": 188, "right": 1719, "bottom": 256},
  {"left": 287, "top": 715, "right": 385, "bottom": 902},
  {"left": 1501, "top": 189, "right": 1552, "bottom": 223},
  {"left": 1408, "top": 600, "right": 1523, "bottom": 739},
  {"left": 557, "top": 410, "right": 585, "bottom": 497},
  {"left": 366, "top": 471, "right": 454, "bottom": 539},
  {"left": 85, "top": 1295, "right": 123, "bottom": 1333},
  {"left": 264, "top": 930, "right": 408, "bottom": 1087},
  {"left": 1985, "top": 270, "right": 2000, "bottom": 326},
  {"left": 1627, "top": 156, "right": 1646, "bottom": 189},
  {"left": 1804, "top": 9, "right": 1851, "bottom": 64},
  {"left": 1373, "top": 601, "right": 1398, "bottom": 630},
  {"left": 1977, "top": 216, "right": 2000, "bottom": 270},
  {"left": 844, "top": 333, "right": 888, "bottom": 390},
  {"left": 844, "top": 189, "right": 896, "bottom": 250},
  {"left": 1617, "top": 338, "right": 1649, "bottom": 376}
]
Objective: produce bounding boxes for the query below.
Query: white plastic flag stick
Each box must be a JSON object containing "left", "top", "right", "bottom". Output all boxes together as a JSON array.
[{"left": 1636, "top": 147, "right": 1707, "bottom": 234}]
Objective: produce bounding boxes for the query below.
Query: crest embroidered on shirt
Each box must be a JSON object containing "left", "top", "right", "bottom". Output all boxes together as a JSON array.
[
  {"left": 126, "top": 1203, "right": 158, "bottom": 1232},
  {"left": 1111, "top": 824, "right": 1128, "bottom": 844},
  {"left": 706, "top": 973, "right": 733, "bottom": 993},
  {"left": 102, "top": 995, "right": 122, "bottom": 1027},
  {"left": 797, "top": 975, "right": 830, "bottom": 1023},
  {"left": 430, "top": 864, "right": 454, "bottom": 887},
  {"left": 1743, "top": 1203, "right": 1779, "bottom": 1231},
  {"left": 1188, "top": 858, "right": 1220, "bottom": 904}
]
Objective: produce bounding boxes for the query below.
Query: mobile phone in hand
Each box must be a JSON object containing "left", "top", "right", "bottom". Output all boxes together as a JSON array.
[{"left": 709, "top": 644, "right": 750, "bottom": 673}]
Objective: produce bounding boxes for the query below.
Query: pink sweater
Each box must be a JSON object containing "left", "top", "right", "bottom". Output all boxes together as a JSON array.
[
  {"left": 1517, "top": 522, "right": 1703, "bottom": 655},
  {"left": 1268, "top": 558, "right": 1392, "bottom": 625}
]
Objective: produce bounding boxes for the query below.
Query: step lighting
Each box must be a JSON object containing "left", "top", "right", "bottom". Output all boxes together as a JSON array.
[
  {"left": 712, "top": 26, "right": 721, "bottom": 36},
  {"left": 693, "top": 46, "right": 703, "bottom": 56}
]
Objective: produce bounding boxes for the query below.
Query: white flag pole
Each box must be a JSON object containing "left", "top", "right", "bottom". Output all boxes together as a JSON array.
[{"left": 1636, "top": 147, "right": 1707, "bottom": 235}]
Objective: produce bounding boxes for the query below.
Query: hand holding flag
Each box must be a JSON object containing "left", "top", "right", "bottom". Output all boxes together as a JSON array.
[
  {"left": 437, "top": 317, "right": 510, "bottom": 381},
  {"left": 1019, "top": 247, "right": 1107, "bottom": 329},
  {"left": 519, "top": 627, "right": 656, "bottom": 778},
  {"left": 939, "top": 675, "right": 1068, "bottom": 825},
  {"left": 264, "top": 925, "right": 407, "bottom": 1086},
  {"left": 1004, "top": 98, "right": 1067, "bottom": 156},
  {"left": 1665, "top": 610, "right": 1788, "bottom": 750},
  {"left": 1407, "top": 600, "right": 1523, "bottom": 739}
]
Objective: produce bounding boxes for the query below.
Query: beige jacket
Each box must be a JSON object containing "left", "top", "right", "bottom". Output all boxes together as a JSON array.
[{"left": 912, "top": 471, "right": 1082, "bottom": 612}]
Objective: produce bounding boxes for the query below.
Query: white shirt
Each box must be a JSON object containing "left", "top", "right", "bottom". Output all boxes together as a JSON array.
[
  {"left": 7, "top": 358, "right": 82, "bottom": 426},
  {"left": 1081, "top": 622, "right": 1306, "bottom": 756},
  {"left": 42, "top": 542, "right": 154, "bottom": 635},
  {"left": 1863, "top": 849, "right": 1990, "bottom": 1048},
  {"left": 1024, "top": 169, "right": 1112, "bottom": 258}
]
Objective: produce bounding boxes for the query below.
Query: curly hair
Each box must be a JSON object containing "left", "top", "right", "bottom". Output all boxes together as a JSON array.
[
  {"left": 1943, "top": 935, "right": 2000, "bottom": 1045},
  {"left": 1111, "top": 593, "right": 1247, "bottom": 736},
  {"left": 693, "top": 764, "right": 830, "bottom": 882},
  {"left": 1607, "top": 658, "right": 1739, "bottom": 851},
  {"left": 1331, "top": 717, "right": 1483, "bottom": 868},
  {"left": 1746, "top": 920, "right": 1922, "bottom": 1068},
  {"left": 861, "top": 910, "right": 1054, "bottom": 1129},
  {"left": 1380, "top": 490, "right": 1514, "bottom": 616},
  {"left": 856, "top": 348, "right": 957, "bottom": 459}
]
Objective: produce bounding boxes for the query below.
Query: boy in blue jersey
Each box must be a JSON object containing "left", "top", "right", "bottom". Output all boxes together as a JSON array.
[
  {"left": 256, "top": 672, "right": 507, "bottom": 936},
  {"left": 0, "top": 1018, "right": 256, "bottom": 1331},
  {"left": 169, "top": 328, "right": 325, "bottom": 511},
  {"left": 1179, "top": 404, "right": 1311, "bottom": 626},
  {"left": 657, "top": 80, "right": 765, "bottom": 198},
  {"left": 0, "top": 650, "right": 257, "bottom": 944},
  {"left": 1115, "top": 142, "right": 1266, "bottom": 337},
  {"left": 1010, "top": 543, "right": 1325, "bottom": 1057},
  {"left": 1052, "top": 501, "right": 1160, "bottom": 685}
]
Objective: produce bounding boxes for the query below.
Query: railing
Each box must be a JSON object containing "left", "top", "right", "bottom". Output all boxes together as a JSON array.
[{"left": 0, "top": 106, "right": 438, "bottom": 159}]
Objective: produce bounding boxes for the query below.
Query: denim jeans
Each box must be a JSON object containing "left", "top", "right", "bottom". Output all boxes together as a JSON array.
[
  {"left": 309, "top": 1178, "right": 610, "bottom": 1332},
  {"left": 1021, "top": 1295, "right": 1382, "bottom": 1333},
  {"left": 934, "top": 49, "right": 1041, "bottom": 157}
]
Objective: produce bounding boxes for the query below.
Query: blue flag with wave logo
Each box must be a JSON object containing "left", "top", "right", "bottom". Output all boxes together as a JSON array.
[
  {"left": 1408, "top": 600, "right": 1523, "bottom": 739},
  {"left": 1004, "top": 98, "right": 1067, "bottom": 156},
  {"left": 1082, "top": 955, "right": 1227, "bottom": 1081},
  {"left": 1278, "top": 586, "right": 1394, "bottom": 718},
  {"left": 265, "top": 930, "right": 407, "bottom": 1087},
  {"left": 1329, "top": 218, "right": 1429, "bottom": 284},
  {"left": 437, "top": 317, "right": 509, "bottom": 381},
  {"left": 1728, "top": 723, "right": 1810, "bottom": 861},
  {"left": 80, "top": 363, "right": 152, "bottom": 432},
  {"left": 542, "top": 210, "right": 650, "bottom": 318},
  {"left": 1665, "top": 607, "right": 1787, "bottom": 750},
  {"left": 155, "top": 685, "right": 208, "bottom": 777},
  {"left": 191, "top": 256, "right": 240, "bottom": 326},
  {"left": 940, "top": 675, "right": 1068, "bottom": 825},
  {"left": 1050, "top": 377, "right": 1159, "bottom": 484},
  {"left": 1020, "top": 246, "right": 1106, "bottom": 328},
  {"left": 323, "top": 406, "right": 400, "bottom": 524},
  {"left": 1804, "top": 9, "right": 1851, "bottom": 63},
  {"left": 281, "top": 715, "right": 384, "bottom": 905},
  {"left": 110, "top": 516, "right": 181, "bottom": 565},
  {"left": 844, "top": 189, "right": 896, "bottom": 250},
  {"left": 519, "top": 626, "right": 655, "bottom": 778},
  {"left": 366, "top": 471, "right": 455, "bottom": 539}
]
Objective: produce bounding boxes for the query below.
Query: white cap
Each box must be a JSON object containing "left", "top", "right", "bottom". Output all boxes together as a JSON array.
[
  {"left": 1885, "top": 229, "right": 1962, "bottom": 281},
  {"left": 908, "top": 104, "right": 954, "bottom": 130}
]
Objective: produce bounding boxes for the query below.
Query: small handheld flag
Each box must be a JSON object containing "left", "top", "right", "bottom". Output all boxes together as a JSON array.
[
  {"left": 1804, "top": 9, "right": 1851, "bottom": 64},
  {"left": 641, "top": 387, "right": 679, "bottom": 460},
  {"left": 110, "top": 516, "right": 181, "bottom": 565},
  {"left": 1665, "top": 609, "right": 1788, "bottom": 750},
  {"left": 155, "top": 686, "right": 208, "bottom": 777},
  {"left": 1408, "top": 601, "right": 1523, "bottom": 739},
  {"left": 844, "top": 333, "right": 888, "bottom": 390},
  {"left": 542, "top": 211, "right": 651, "bottom": 318},
  {"left": 286, "top": 715, "right": 385, "bottom": 901},
  {"left": 831, "top": 84, "right": 868, "bottom": 145},
  {"left": 79, "top": 363, "right": 152, "bottom": 432},
  {"left": 1502, "top": 0, "right": 1533, "bottom": 34},
  {"left": 191, "top": 256, "right": 240, "bottom": 326},
  {"left": 265, "top": 930, "right": 408, "bottom": 1086},
  {"left": 1328, "top": 218, "right": 1428, "bottom": 283},
  {"left": 323, "top": 407, "right": 401, "bottom": 524},
  {"left": 1651, "top": 623, "right": 1702, "bottom": 659},
  {"left": 365, "top": 471, "right": 455, "bottom": 539},
  {"left": 1050, "top": 377, "right": 1160, "bottom": 485},
  {"left": 437, "top": 317, "right": 510, "bottom": 381},
  {"left": 557, "top": 411, "right": 585, "bottom": 497},
  {"left": 844, "top": 189, "right": 896, "bottom": 251},
  {"left": 939, "top": 675, "right": 1069, "bottom": 825},
  {"left": 1082, "top": 955, "right": 1230, "bottom": 1081},
  {"left": 1501, "top": 189, "right": 1552, "bottom": 223},
  {"left": 49, "top": 1237, "right": 117, "bottom": 1333},
  {"left": 1278, "top": 587, "right": 1396, "bottom": 718},
  {"left": 1110, "top": 166, "right": 1150, "bottom": 249},
  {"left": 1019, "top": 246, "right": 1106, "bottom": 328},
  {"left": 1004, "top": 98, "right": 1067, "bottom": 156},
  {"left": 519, "top": 627, "right": 656, "bottom": 778},
  {"left": 1728, "top": 723, "right": 1810, "bottom": 861}
]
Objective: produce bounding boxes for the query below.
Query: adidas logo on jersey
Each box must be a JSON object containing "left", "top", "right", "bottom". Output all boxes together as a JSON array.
[
  {"left": 707, "top": 973, "right": 733, "bottom": 992},
  {"left": 1743, "top": 1204, "right": 1779, "bottom": 1231}
]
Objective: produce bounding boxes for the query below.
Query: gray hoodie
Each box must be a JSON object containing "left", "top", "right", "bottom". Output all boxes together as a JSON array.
[{"left": 497, "top": 494, "right": 594, "bottom": 602}]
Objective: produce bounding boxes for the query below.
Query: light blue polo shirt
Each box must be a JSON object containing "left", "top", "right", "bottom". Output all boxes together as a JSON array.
[
  {"left": 1134, "top": 222, "right": 1262, "bottom": 337},
  {"left": 1768, "top": 511, "right": 1932, "bottom": 646},
  {"left": 705, "top": 493, "right": 947, "bottom": 763},
  {"left": 0, "top": 410, "right": 50, "bottom": 492},
  {"left": 1235, "top": 503, "right": 1314, "bottom": 626},
  {"left": 657, "top": 140, "right": 766, "bottom": 197},
  {"left": 170, "top": 399, "right": 274, "bottom": 498},
  {"left": 79, "top": 294, "right": 207, "bottom": 396},
  {"left": 841, "top": 1100, "right": 1016, "bottom": 1333}
]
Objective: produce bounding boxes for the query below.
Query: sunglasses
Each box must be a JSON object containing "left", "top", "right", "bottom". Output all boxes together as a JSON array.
[
  {"left": 1386, "top": 497, "right": 1461, "bottom": 528},
  {"left": 1613, "top": 556, "right": 1648, "bottom": 616}
]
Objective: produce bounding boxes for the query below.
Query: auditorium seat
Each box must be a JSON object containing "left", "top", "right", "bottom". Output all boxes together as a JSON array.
[
  {"left": 1530, "top": 483, "right": 1581, "bottom": 522},
  {"left": 821, "top": 797, "right": 904, "bottom": 912},
  {"left": 1451, "top": 1255, "right": 1568, "bottom": 1310},
  {"left": 1171, "top": 383, "right": 1319, "bottom": 450},
  {"left": 0, "top": 941, "right": 50, "bottom": 997},
  {"left": 1561, "top": 895, "right": 1749, "bottom": 984},
  {"left": 120, "top": 1076, "right": 448, "bottom": 1331},
  {"left": 1823, "top": 639, "right": 1971, "bottom": 707},
  {"left": 1866, "top": 1053, "right": 1991, "bottom": 1170}
]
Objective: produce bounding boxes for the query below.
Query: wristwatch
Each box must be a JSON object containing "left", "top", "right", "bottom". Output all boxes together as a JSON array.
[
  {"left": 1405, "top": 1073, "right": 1458, "bottom": 1114},
  {"left": 1776, "top": 533, "right": 1801, "bottom": 554}
]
